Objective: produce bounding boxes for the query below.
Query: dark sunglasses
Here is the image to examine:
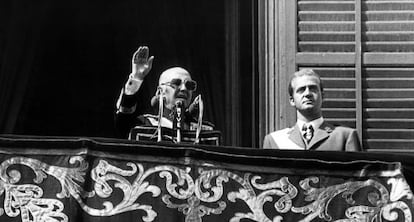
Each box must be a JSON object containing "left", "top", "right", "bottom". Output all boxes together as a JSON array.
[{"left": 161, "top": 78, "right": 197, "bottom": 91}]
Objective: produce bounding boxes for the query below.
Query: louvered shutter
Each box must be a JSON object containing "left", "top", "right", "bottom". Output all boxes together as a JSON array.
[
  {"left": 296, "top": 0, "right": 414, "bottom": 151},
  {"left": 362, "top": 0, "right": 414, "bottom": 151},
  {"left": 297, "top": 0, "right": 359, "bottom": 132}
]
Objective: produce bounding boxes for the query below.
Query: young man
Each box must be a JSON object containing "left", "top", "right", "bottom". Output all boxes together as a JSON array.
[
  {"left": 115, "top": 46, "right": 217, "bottom": 143},
  {"left": 263, "top": 69, "right": 362, "bottom": 151}
]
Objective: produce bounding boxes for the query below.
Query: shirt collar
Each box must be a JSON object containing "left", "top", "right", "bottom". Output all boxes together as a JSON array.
[{"left": 297, "top": 117, "right": 324, "bottom": 131}]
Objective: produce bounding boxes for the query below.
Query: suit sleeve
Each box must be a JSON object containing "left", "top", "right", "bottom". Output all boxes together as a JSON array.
[
  {"left": 114, "top": 90, "right": 139, "bottom": 138},
  {"left": 263, "top": 134, "right": 278, "bottom": 149},
  {"left": 345, "top": 129, "right": 363, "bottom": 152}
]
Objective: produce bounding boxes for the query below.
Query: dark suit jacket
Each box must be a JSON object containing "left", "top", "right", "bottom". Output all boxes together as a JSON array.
[{"left": 263, "top": 122, "right": 362, "bottom": 151}]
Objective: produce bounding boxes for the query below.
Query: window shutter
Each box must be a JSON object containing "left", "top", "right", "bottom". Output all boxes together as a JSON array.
[
  {"left": 362, "top": 0, "right": 414, "bottom": 151},
  {"left": 364, "top": 67, "right": 414, "bottom": 150},
  {"left": 296, "top": 0, "right": 414, "bottom": 151},
  {"left": 298, "top": 0, "right": 356, "bottom": 53},
  {"left": 297, "top": 0, "right": 359, "bottom": 129}
]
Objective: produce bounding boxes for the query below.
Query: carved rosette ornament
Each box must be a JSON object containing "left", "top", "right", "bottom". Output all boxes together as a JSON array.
[{"left": 0, "top": 156, "right": 412, "bottom": 222}]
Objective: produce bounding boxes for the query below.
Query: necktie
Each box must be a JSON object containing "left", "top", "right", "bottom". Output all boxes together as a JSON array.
[{"left": 302, "top": 124, "right": 314, "bottom": 144}]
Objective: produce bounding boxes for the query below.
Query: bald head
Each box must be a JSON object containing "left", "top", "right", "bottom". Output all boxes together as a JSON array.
[{"left": 159, "top": 67, "right": 191, "bottom": 85}]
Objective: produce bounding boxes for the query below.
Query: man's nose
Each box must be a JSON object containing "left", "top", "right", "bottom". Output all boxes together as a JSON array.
[
  {"left": 303, "top": 87, "right": 311, "bottom": 96},
  {"left": 178, "top": 82, "right": 187, "bottom": 91}
]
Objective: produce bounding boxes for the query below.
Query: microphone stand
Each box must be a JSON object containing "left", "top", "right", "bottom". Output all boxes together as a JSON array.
[
  {"left": 175, "top": 101, "right": 182, "bottom": 143},
  {"left": 194, "top": 95, "right": 203, "bottom": 144},
  {"left": 156, "top": 89, "right": 163, "bottom": 142}
]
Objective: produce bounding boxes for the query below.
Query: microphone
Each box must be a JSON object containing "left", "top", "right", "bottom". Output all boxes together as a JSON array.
[
  {"left": 174, "top": 100, "right": 183, "bottom": 143},
  {"left": 175, "top": 100, "right": 183, "bottom": 108}
]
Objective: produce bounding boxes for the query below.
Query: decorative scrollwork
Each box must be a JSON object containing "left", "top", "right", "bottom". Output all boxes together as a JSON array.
[
  {"left": 228, "top": 175, "right": 297, "bottom": 222},
  {"left": 291, "top": 177, "right": 412, "bottom": 222},
  {"left": 163, "top": 195, "right": 226, "bottom": 222},
  {"left": 0, "top": 156, "right": 412, "bottom": 222},
  {"left": 0, "top": 156, "right": 89, "bottom": 222}
]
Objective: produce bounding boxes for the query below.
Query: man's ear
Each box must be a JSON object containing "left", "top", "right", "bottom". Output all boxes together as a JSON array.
[
  {"left": 158, "top": 86, "right": 167, "bottom": 95},
  {"left": 289, "top": 96, "right": 295, "bottom": 107}
]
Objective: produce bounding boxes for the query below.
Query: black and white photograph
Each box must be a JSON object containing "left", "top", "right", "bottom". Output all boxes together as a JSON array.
[{"left": 0, "top": 1, "right": 413, "bottom": 221}]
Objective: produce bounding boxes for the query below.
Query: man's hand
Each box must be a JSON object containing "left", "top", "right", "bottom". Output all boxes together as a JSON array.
[{"left": 131, "top": 46, "right": 154, "bottom": 80}]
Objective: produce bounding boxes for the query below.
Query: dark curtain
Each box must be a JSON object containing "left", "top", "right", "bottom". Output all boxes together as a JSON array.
[
  {"left": 0, "top": 0, "right": 226, "bottom": 140},
  {"left": 0, "top": 0, "right": 42, "bottom": 133}
]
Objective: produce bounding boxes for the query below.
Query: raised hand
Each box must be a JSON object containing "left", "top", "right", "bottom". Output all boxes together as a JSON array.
[{"left": 131, "top": 46, "right": 154, "bottom": 80}]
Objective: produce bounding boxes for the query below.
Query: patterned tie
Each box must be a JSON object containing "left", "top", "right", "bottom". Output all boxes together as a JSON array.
[{"left": 302, "top": 124, "right": 314, "bottom": 144}]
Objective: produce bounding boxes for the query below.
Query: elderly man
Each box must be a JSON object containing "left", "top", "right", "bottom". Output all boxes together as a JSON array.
[
  {"left": 263, "top": 69, "right": 362, "bottom": 151},
  {"left": 115, "top": 46, "right": 216, "bottom": 143}
]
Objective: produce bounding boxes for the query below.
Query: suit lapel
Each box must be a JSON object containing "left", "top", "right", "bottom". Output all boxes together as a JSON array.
[
  {"left": 308, "top": 121, "right": 334, "bottom": 149},
  {"left": 288, "top": 125, "right": 306, "bottom": 148}
]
